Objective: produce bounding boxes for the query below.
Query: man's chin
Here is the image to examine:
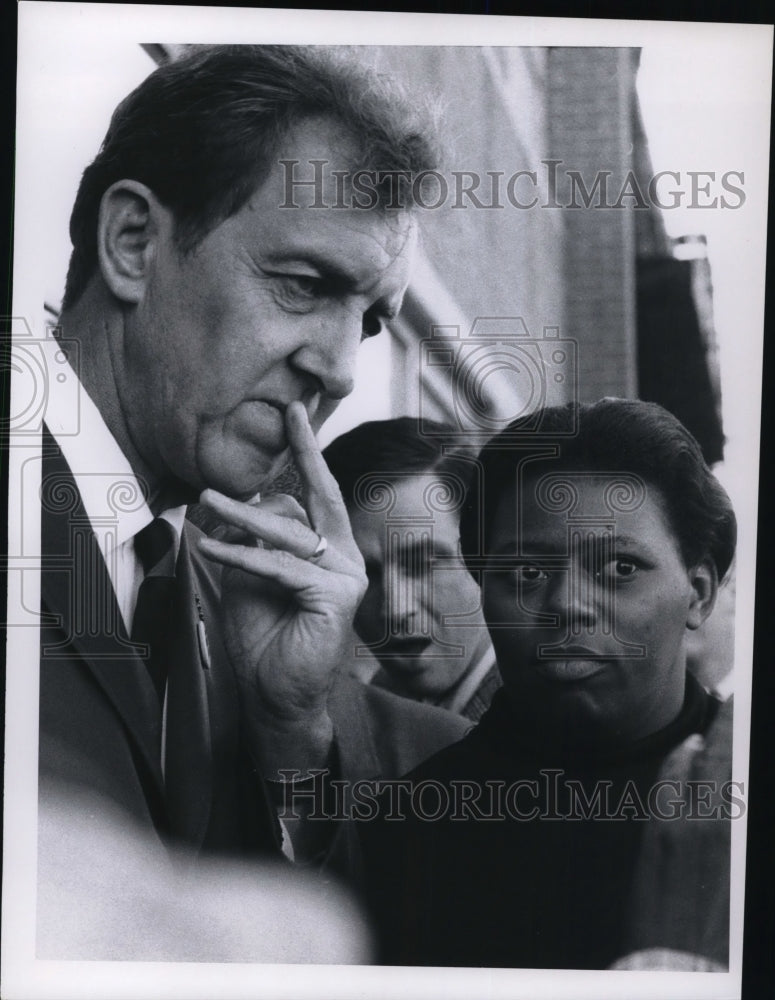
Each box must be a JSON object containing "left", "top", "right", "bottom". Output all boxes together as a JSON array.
[
  {"left": 378, "top": 658, "right": 441, "bottom": 700},
  {"left": 200, "top": 447, "right": 292, "bottom": 503},
  {"left": 262, "top": 456, "right": 303, "bottom": 501}
]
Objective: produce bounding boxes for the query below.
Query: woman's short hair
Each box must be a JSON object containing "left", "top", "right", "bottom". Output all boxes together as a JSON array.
[
  {"left": 63, "top": 44, "right": 440, "bottom": 309},
  {"left": 459, "top": 398, "right": 736, "bottom": 581}
]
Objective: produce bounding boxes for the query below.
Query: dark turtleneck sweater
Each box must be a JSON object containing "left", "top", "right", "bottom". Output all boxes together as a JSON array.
[{"left": 361, "top": 673, "right": 722, "bottom": 969}]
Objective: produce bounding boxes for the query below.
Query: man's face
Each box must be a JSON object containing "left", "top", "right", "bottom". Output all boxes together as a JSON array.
[
  {"left": 350, "top": 474, "right": 491, "bottom": 699},
  {"left": 482, "top": 475, "right": 701, "bottom": 746},
  {"left": 118, "top": 118, "right": 418, "bottom": 499}
]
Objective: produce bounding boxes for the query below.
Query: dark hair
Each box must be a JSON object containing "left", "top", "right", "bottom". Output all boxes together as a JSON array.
[
  {"left": 63, "top": 44, "right": 440, "bottom": 309},
  {"left": 459, "top": 399, "right": 736, "bottom": 581},
  {"left": 323, "top": 417, "right": 476, "bottom": 510}
]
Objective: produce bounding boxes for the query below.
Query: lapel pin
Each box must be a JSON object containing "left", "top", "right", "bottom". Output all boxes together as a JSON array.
[{"left": 194, "top": 592, "right": 211, "bottom": 670}]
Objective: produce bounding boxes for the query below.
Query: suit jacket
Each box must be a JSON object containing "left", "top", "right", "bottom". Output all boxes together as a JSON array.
[
  {"left": 39, "top": 431, "right": 468, "bottom": 860},
  {"left": 330, "top": 678, "right": 470, "bottom": 784},
  {"left": 39, "top": 430, "right": 281, "bottom": 855}
]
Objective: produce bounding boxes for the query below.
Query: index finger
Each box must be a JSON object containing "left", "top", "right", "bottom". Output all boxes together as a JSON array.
[{"left": 286, "top": 401, "right": 352, "bottom": 537}]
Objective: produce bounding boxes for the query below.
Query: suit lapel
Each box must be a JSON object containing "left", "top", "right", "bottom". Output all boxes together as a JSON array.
[
  {"left": 329, "top": 677, "right": 382, "bottom": 782},
  {"left": 41, "top": 431, "right": 217, "bottom": 848},
  {"left": 40, "top": 430, "right": 165, "bottom": 797}
]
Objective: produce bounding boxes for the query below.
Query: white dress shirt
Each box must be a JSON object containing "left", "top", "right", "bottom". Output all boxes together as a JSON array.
[{"left": 41, "top": 335, "right": 186, "bottom": 634}]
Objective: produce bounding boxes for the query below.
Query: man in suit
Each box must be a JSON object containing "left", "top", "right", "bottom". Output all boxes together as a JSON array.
[{"left": 37, "top": 44, "right": 453, "bottom": 951}]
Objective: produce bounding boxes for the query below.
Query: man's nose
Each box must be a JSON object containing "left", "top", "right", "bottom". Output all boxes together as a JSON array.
[
  {"left": 290, "top": 315, "right": 360, "bottom": 400},
  {"left": 385, "top": 562, "right": 428, "bottom": 636}
]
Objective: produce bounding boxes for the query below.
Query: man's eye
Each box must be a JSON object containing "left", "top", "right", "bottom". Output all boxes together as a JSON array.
[
  {"left": 285, "top": 275, "right": 321, "bottom": 297},
  {"left": 361, "top": 316, "right": 384, "bottom": 341},
  {"left": 276, "top": 275, "right": 324, "bottom": 307},
  {"left": 362, "top": 307, "right": 393, "bottom": 341},
  {"left": 597, "top": 559, "right": 639, "bottom": 581},
  {"left": 363, "top": 560, "right": 382, "bottom": 583}
]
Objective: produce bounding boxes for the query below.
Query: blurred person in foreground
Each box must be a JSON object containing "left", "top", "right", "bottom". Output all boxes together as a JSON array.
[
  {"left": 37, "top": 777, "right": 371, "bottom": 962},
  {"left": 324, "top": 418, "right": 499, "bottom": 722},
  {"left": 362, "top": 399, "right": 736, "bottom": 971}
]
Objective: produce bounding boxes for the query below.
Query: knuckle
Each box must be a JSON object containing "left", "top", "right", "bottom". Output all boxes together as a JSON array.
[
  {"left": 286, "top": 517, "right": 312, "bottom": 546},
  {"left": 274, "top": 548, "right": 296, "bottom": 571},
  {"left": 263, "top": 493, "right": 305, "bottom": 518},
  {"left": 237, "top": 547, "right": 257, "bottom": 572}
]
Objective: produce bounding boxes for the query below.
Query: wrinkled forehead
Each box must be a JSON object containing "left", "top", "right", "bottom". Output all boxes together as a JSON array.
[{"left": 239, "top": 117, "right": 420, "bottom": 292}]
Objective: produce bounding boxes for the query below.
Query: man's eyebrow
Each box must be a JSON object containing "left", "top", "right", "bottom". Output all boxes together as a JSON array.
[
  {"left": 605, "top": 534, "right": 646, "bottom": 549},
  {"left": 264, "top": 251, "right": 404, "bottom": 317}
]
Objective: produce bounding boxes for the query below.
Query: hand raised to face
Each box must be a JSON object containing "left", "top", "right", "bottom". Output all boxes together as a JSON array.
[{"left": 197, "top": 401, "right": 367, "bottom": 766}]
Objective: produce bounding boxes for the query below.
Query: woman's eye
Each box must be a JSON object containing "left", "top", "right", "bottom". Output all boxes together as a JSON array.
[{"left": 515, "top": 565, "right": 549, "bottom": 585}]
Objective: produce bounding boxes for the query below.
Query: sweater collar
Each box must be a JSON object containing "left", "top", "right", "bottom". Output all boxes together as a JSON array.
[{"left": 472, "top": 671, "right": 717, "bottom": 768}]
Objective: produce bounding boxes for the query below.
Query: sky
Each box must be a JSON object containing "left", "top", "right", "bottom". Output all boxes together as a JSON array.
[{"left": 637, "top": 41, "right": 771, "bottom": 505}]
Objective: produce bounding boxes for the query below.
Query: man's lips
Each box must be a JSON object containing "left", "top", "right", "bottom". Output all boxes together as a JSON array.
[
  {"left": 237, "top": 399, "right": 292, "bottom": 451},
  {"left": 381, "top": 636, "right": 434, "bottom": 660},
  {"left": 250, "top": 399, "right": 289, "bottom": 418}
]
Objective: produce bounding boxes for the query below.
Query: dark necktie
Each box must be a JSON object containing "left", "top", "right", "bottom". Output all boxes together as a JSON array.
[
  {"left": 131, "top": 518, "right": 177, "bottom": 705},
  {"left": 132, "top": 519, "right": 216, "bottom": 845}
]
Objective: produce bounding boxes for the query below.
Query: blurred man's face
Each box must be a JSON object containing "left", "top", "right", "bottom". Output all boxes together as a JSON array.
[
  {"left": 350, "top": 474, "right": 491, "bottom": 699},
  {"left": 117, "top": 117, "right": 417, "bottom": 499}
]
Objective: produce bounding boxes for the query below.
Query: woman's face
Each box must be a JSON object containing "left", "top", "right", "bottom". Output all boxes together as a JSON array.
[{"left": 482, "top": 473, "right": 716, "bottom": 748}]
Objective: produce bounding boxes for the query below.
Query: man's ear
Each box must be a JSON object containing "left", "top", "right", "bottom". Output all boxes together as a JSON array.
[
  {"left": 686, "top": 558, "right": 719, "bottom": 630},
  {"left": 97, "top": 180, "right": 171, "bottom": 304}
]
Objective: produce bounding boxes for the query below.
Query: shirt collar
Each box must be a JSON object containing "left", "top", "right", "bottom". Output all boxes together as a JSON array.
[
  {"left": 41, "top": 333, "right": 187, "bottom": 552},
  {"left": 438, "top": 645, "right": 498, "bottom": 714}
]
